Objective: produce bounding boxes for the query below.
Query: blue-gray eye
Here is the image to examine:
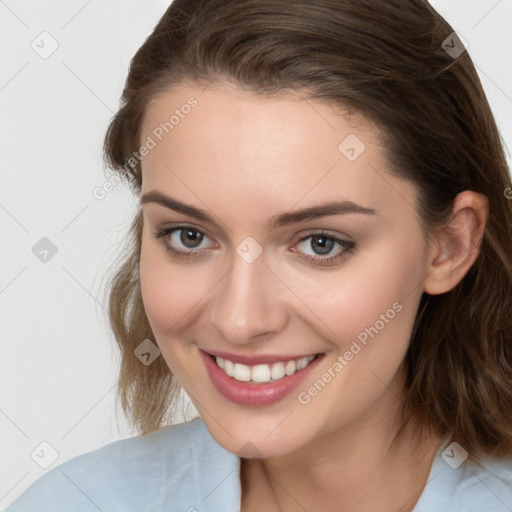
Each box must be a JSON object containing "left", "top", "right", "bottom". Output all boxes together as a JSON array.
[{"left": 180, "top": 228, "right": 204, "bottom": 248}]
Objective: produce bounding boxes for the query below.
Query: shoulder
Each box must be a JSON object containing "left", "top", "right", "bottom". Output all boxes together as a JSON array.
[
  {"left": 415, "top": 442, "right": 512, "bottom": 512},
  {"left": 5, "top": 417, "right": 240, "bottom": 512},
  {"left": 453, "top": 454, "right": 512, "bottom": 510}
]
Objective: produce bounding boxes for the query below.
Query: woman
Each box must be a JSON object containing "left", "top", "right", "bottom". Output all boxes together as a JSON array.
[{"left": 7, "top": 0, "right": 512, "bottom": 510}]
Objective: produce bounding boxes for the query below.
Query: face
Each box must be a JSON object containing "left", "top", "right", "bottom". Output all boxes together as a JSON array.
[{"left": 138, "top": 80, "right": 432, "bottom": 458}]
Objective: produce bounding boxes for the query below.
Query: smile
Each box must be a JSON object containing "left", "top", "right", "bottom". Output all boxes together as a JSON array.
[
  {"left": 200, "top": 349, "right": 324, "bottom": 406},
  {"left": 215, "top": 355, "right": 316, "bottom": 384}
]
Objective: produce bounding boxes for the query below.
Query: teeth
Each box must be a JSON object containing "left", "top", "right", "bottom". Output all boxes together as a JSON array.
[
  {"left": 284, "top": 360, "right": 296, "bottom": 375},
  {"left": 223, "top": 359, "right": 234, "bottom": 377},
  {"left": 252, "top": 364, "right": 271, "bottom": 383},
  {"left": 271, "top": 362, "right": 285, "bottom": 380},
  {"left": 233, "top": 363, "right": 251, "bottom": 381},
  {"left": 215, "top": 354, "right": 316, "bottom": 384}
]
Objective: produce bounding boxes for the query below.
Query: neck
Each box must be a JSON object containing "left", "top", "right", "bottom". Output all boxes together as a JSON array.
[{"left": 241, "top": 384, "right": 442, "bottom": 512}]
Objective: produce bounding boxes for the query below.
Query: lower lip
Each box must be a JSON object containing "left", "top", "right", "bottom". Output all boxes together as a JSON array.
[{"left": 200, "top": 349, "right": 324, "bottom": 406}]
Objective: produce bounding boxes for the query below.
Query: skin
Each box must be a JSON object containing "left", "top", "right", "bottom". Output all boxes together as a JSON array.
[{"left": 138, "top": 79, "right": 489, "bottom": 511}]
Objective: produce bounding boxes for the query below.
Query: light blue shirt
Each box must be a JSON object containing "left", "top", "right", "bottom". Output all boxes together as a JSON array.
[{"left": 6, "top": 416, "right": 512, "bottom": 511}]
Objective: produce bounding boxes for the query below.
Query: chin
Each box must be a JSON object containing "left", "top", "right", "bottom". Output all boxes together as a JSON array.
[{"left": 199, "top": 411, "right": 315, "bottom": 459}]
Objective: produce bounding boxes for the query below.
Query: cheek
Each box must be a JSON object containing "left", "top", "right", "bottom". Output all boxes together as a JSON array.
[
  {"left": 139, "top": 235, "right": 207, "bottom": 339},
  {"left": 286, "top": 234, "right": 425, "bottom": 354},
  {"left": 291, "top": 239, "right": 425, "bottom": 427}
]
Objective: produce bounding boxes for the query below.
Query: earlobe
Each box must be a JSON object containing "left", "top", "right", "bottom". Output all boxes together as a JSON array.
[{"left": 423, "top": 191, "right": 489, "bottom": 295}]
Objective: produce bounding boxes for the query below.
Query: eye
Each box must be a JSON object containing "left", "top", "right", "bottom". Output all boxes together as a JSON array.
[
  {"left": 152, "top": 225, "right": 356, "bottom": 266},
  {"left": 152, "top": 225, "right": 217, "bottom": 260},
  {"left": 292, "top": 232, "right": 356, "bottom": 266}
]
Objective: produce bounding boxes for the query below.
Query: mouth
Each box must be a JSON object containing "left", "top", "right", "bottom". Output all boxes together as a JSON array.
[
  {"left": 207, "top": 352, "right": 319, "bottom": 384},
  {"left": 200, "top": 349, "right": 325, "bottom": 406}
]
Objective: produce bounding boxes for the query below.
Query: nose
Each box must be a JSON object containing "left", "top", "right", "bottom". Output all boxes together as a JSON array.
[{"left": 209, "top": 249, "right": 288, "bottom": 345}]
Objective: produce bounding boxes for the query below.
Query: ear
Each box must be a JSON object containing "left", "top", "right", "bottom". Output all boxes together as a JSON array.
[{"left": 422, "top": 190, "right": 489, "bottom": 295}]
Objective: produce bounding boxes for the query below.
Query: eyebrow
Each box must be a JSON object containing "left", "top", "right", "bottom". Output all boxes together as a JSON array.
[{"left": 140, "top": 190, "right": 377, "bottom": 228}]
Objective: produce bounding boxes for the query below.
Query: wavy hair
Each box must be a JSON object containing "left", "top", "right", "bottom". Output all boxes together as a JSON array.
[{"left": 101, "top": 0, "right": 512, "bottom": 459}]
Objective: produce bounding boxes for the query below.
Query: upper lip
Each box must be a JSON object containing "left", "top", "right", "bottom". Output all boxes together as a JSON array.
[{"left": 201, "top": 349, "right": 320, "bottom": 366}]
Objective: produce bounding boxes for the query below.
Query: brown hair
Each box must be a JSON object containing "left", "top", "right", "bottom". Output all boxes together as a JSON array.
[{"left": 102, "top": 0, "right": 512, "bottom": 459}]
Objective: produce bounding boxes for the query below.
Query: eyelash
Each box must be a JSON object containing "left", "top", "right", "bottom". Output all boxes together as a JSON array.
[{"left": 152, "top": 225, "right": 356, "bottom": 266}]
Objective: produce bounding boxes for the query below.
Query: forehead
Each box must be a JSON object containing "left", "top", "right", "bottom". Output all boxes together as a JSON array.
[{"left": 139, "top": 81, "right": 418, "bottom": 230}]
